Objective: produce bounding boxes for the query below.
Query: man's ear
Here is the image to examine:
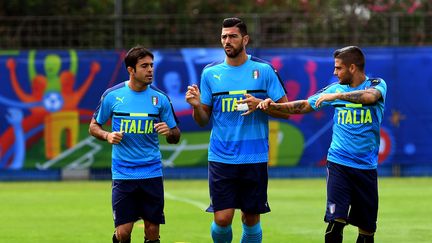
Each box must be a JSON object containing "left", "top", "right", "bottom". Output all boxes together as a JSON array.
[
  {"left": 127, "top": 66, "right": 134, "bottom": 75},
  {"left": 243, "top": 35, "right": 249, "bottom": 46},
  {"left": 349, "top": 63, "right": 357, "bottom": 73}
]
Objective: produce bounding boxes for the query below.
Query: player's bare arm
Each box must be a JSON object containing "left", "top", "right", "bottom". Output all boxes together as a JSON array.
[
  {"left": 154, "top": 122, "right": 181, "bottom": 144},
  {"left": 315, "top": 88, "right": 382, "bottom": 107},
  {"left": 238, "top": 94, "right": 290, "bottom": 118},
  {"left": 185, "top": 84, "right": 212, "bottom": 127},
  {"left": 263, "top": 96, "right": 290, "bottom": 119},
  {"left": 258, "top": 99, "right": 313, "bottom": 114},
  {"left": 274, "top": 100, "right": 314, "bottom": 114},
  {"left": 89, "top": 118, "right": 123, "bottom": 144}
]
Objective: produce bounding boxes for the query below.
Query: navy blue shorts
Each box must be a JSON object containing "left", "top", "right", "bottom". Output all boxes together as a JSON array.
[
  {"left": 112, "top": 177, "right": 165, "bottom": 227},
  {"left": 325, "top": 161, "right": 378, "bottom": 232},
  {"left": 206, "top": 161, "right": 270, "bottom": 214}
]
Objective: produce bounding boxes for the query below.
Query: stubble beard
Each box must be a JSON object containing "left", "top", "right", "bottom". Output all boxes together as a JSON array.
[
  {"left": 225, "top": 45, "right": 244, "bottom": 58},
  {"left": 338, "top": 73, "right": 353, "bottom": 85}
]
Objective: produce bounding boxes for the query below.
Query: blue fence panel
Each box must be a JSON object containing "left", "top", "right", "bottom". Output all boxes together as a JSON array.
[{"left": 0, "top": 47, "right": 431, "bottom": 174}]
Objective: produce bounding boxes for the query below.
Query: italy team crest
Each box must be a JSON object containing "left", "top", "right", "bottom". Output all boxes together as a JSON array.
[
  {"left": 152, "top": 96, "right": 158, "bottom": 106},
  {"left": 253, "top": 70, "right": 259, "bottom": 79}
]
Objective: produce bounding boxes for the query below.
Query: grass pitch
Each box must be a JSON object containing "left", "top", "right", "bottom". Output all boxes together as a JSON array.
[{"left": 1, "top": 177, "right": 431, "bottom": 242}]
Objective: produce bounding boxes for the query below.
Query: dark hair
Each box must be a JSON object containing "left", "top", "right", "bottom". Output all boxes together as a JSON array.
[
  {"left": 333, "top": 46, "right": 365, "bottom": 71},
  {"left": 222, "top": 17, "right": 248, "bottom": 36},
  {"left": 124, "top": 45, "right": 154, "bottom": 71}
]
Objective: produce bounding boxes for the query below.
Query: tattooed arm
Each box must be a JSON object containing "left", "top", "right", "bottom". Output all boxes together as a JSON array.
[
  {"left": 315, "top": 88, "right": 382, "bottom": 108},
  {"left": 258, "top": 99, "right": 314, "bottom": 114},
  {"left": 237, "top": 94, "right": 290, "bottom": 119}
]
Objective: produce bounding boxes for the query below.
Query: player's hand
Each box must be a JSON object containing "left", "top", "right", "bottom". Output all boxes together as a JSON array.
[
  {"left": 154, "top": 122, "right": 170, "bottom": 136},
  {"left": 236, "top": 93, "right": 262, "bottom": 116},
  {"left": 185, "top": 84, "right": 201, "bottom": 108},
  {"left": 107, "top": 131, "right": 124, "bottom": 144},
  {"left": 257, "top": 98, "right": 275, "bottom": 110},
  {"left": 315, "top": 93, "right": 338, "bottom": 108}
]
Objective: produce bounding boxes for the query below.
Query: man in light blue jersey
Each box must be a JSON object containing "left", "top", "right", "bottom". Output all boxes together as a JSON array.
[
  {"left": 257, "top": 46, "right": 386, "bottom": 243},
  {"left": 89, "top": 46, "right": 181, "bottom": 243},
  {"left": 185, "top": 17, "right": 289, "bottom": 243}
]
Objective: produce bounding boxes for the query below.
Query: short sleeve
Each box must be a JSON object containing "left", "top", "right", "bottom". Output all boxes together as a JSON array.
[
  {"left": 159, "top": 96, "right": 177, "bottom": 129},
  {"left": 307, "top": 83, "right": 339, "bottom": 110},
  {"left": 200, "top": 70, "right": 212, "bottom": 106},
  {"left": 95, "top": 92, "right": 113, "bottom": 125},
  {"left": 372, "top": 79, "right": 387, "bottom": 102},
  {"left": 266, "top": 67, "right": 286, "bottom": 101}
]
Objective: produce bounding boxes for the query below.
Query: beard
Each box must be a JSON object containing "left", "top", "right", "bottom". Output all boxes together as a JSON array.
[
  {"left": 338, "top": 73, "right": 353, "bottom": 85},
  {"left": 224, "top": 45, "right": 244, "bottom": 58},
  {"left": 338, "top": 79, "right": 351, "bottom": 85}
]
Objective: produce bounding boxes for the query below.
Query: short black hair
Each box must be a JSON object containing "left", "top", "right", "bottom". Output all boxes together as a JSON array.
[
  {"left": 333, "top": 46, "right": 365, "bottom": 71},
  {"left": 124, "top": 45, "right": 154, "bottom": 71},
  {"left": 222, "top": 17, "right": 248, "bottom": 36}
]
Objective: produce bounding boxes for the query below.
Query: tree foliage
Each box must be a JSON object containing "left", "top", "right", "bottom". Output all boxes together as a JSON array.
[{"left": 2, "top": 0, "right": 432, "bottom": 16}]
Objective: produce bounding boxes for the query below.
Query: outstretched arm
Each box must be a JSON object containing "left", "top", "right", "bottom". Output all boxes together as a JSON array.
[
  {"left": 7, "top": 59, "right": 33, "bottom": 102},
  {"left": 315, "top": 88, "right": 382, "bottom": 108},
  {"left": 69, "top": 49, "right": 78, "bottom": 75},
  {"left": 258, "top": 98, "right": 314, "bottom": 114},
  {"left": 75, "top": 61, "right": 101, "bottom": 99},
  {"left": 264, "top": 95, "right": 290, "bottom": 119},
  {"left": 237, "top": 94, "right": 290, "bottom": 119},
  {"left": 28, "top": 50, "right": 37, "bottom": 82}
]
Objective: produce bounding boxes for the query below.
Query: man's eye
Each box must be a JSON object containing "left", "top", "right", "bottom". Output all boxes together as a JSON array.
[{"left": 142, "top": 64, "right": 153, "bottom": 68}]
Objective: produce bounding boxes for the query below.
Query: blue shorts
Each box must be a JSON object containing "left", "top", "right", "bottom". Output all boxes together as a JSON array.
[
  {"left": 112, "top": 177, "right": 165, "bottom": 227},
  {"left": 206, "top": 161, "right": 270, "bottom": 214},
  {"left": 325, "top": 161, "right": 378, "bottom": 232}
]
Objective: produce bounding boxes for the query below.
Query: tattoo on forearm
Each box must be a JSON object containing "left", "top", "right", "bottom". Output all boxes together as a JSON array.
[
  {"left": 280, "top": 101, "right": 307, "bottom": 114},
  {"left": 342, "top": 92, "right": 363, "bottom": 103}
]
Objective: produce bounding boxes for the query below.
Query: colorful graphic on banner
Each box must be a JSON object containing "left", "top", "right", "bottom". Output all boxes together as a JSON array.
[{"left": 0, "top": 48, "right": 431, "bottom": 170}]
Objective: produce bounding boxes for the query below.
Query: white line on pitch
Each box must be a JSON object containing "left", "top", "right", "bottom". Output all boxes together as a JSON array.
[{"left": 165, "top": 192, "right": 208, "bottom": 211}]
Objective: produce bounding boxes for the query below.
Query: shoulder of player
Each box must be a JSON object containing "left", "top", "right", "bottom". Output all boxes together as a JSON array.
[
  {"left": 203, "top": 60, "right": 224, "bottom": 72},
  {"left": 249, "top": 56, "right": 278, "bottom": 74},
  {"left": 148, "top": 85, "right": 170, "bottom": 101},
  {"left": 367, "top": 77, "right": 387, "bottom": 88},
  {"left": 315, "top": 81, "right": 341, "bottom": 94},
  {"left": 249, "top": 56, "right": 273, "bottom": 67}
]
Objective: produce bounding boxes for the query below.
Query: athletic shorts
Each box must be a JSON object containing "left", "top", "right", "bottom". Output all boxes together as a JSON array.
[
  {"left": 112, "top": 177, "right": 165, "bottom": 227},
  {"left": 325, "top": 161, "right": 378, "bottom": 232},
  {"left": 206, "top": 161, "right": 270, "bottom": 214}
]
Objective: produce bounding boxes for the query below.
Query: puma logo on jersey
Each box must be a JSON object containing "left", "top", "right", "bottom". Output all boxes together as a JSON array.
[
  {"left": 116, "top": 97, "right": 125, "bottom": 103},
  {"left": 213, "top": 74, "right": 222, "bottom": 81}
]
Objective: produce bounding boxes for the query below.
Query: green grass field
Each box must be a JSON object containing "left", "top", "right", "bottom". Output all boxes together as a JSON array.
[{"left": 1, "top": 177, "right": 432, "bottom": 242}]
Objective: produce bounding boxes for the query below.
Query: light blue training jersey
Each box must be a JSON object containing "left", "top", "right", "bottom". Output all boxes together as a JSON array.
[
  {"left": 200, "top": 55, "right": 286, "bottom": 164},
  {"left": 307, "top": 77, "right": 387, "bottom": 169},
  {"left": 94, "top": 81, "right": 178, "bottom": 179}
]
